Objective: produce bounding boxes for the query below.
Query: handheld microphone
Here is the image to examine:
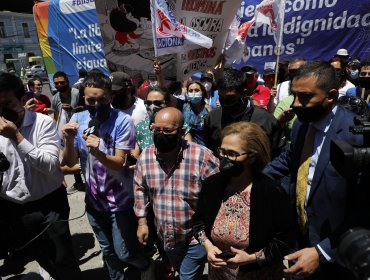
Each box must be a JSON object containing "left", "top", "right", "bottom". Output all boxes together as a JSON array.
[
  {"left": 84, "top": 119, "right": 100, "bottom": 137},
  {"left": 84, "top": 119, "right": 100, "bottom": 154}
]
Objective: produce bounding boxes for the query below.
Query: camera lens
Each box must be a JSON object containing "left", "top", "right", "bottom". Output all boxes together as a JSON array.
[{"left": 338, "top": 228, "right": 370, "bottom": 280}]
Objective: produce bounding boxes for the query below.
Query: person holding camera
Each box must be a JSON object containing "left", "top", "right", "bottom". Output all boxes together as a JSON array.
[
  {"left": 193, "top": 121, "right": 294, "bottom": 280},
  {"left": 0, "top": 73, "right": 82, "bottom": 279},
  {"left": 264, "top": 61, "right": 369, "bottom": 279}
]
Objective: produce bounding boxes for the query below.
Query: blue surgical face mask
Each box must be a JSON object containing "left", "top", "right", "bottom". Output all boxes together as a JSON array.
[
  {"left": 349, "top": 69, "right": 359, "bottom": 80},
  {"left": 186, "top": 91, "right": 202, "bottom": 104},
  {"left": 149, "top": 81, "right": 158, "bottom": 87}
]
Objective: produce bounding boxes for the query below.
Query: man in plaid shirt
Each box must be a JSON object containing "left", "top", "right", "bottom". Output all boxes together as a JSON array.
[{"left": 134, "top": 107, "right": 219, "bottom": 280}]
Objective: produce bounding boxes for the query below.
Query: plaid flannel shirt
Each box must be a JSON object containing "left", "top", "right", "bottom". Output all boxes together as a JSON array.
[{"left": 134, "top": 141, "right": 219, "bottom": 250}]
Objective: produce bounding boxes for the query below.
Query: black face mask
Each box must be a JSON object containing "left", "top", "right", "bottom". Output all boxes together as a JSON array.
[
  {"left": 0, "top": 107, "right": 19, "bottom": 124},
  {"left": 334, "top": 68, "right": 345, "bottom": 83},
  {"left": 220, "top": 97, "right": 243, "bottom": 113},
  {"left": 291, "top": 103, "right": 329, "bottom": 123},
  {"left": 219, "top": 157, "right": 244, "bottom": 177},
  {"left": 359, "top": 77, "right": 370, "bottom": 89},
  {"left": 153, "top": 131, "right": 180, "bottom": 153},
  {"left": 55, "top": 85, "right": 68, "bottom": 93},
  {"left": 289, "top": 69, "right": 298, "bottom": 80},
  {"left": 112, "top": 94, "right": 129, "bottom": 109},
  {"left": 85, "top": 103, "right": 112, "bottom": 122}
]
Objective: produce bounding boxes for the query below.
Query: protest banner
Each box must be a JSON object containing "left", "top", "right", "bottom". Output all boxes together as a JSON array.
[
  {"left": 94, "top": 0, "right": 178, "bottom": 83},
  {"left": 33, "top": 0, "right": 109, "bottom": 86},
  {"left": 174, "top": 0, "right": 243, "bottom": 80},
  {"left": 95, "top": 0, "right": 241, "bottom": 82},
  {"left": 150, "top": 0, "right": 213, "bottom": 57},
  {"left": 237, "top": 0, "right": 370, "bottom": 72}
]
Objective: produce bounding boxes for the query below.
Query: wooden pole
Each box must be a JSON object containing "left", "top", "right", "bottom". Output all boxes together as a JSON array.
[{"left": 274, "top": 46, "right": 281, "bottom": 88}]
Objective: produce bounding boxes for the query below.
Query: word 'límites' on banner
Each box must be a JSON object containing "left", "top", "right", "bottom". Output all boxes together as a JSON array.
[{"left": 34, "top": 0, "right": 108, "bottom": 87}]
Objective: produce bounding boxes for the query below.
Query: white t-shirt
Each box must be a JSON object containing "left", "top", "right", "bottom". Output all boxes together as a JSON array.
[
  {"left": 274, "top": 80, "right": 291, "bottom": 105},
  {"left": 122, "top": 97, "right": 148, "bottom": 126},
  {"left": 339, "top": 80, "right": 355, "bottom": 97}
]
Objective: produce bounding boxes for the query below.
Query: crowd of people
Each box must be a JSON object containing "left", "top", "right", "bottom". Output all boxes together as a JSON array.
[{"left": 0, "top": 48, "right": 370, "bottom": 280}]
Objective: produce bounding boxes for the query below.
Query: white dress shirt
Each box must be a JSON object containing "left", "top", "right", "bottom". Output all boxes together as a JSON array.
[{"left": 0, "top": 110, "right": 63, "bottom": 203}]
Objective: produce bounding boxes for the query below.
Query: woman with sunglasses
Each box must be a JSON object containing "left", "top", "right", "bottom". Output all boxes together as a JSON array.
[
  {"left": 134, "top": 86, "right": 171, "bottom": 155},
  {"left": 183, "top": 81, "right": 211, "bottom": 146},
  {"left": 193, "top": 121, "right": 294, "bottom": 280}
]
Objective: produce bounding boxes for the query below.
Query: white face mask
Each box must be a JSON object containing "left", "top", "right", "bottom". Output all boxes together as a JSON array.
[
  {"left": 34, "top": 90, "right": 41, "bottom": 96},
  {"left": 202, "top": 82, "right": 212, "bottom": 92},
  {"left": 146, "top": 104, "right": 164, "bottom": 122}
]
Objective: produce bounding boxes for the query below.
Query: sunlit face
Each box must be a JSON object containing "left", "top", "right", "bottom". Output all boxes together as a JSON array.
[
  {"left": 31, "top": 80, "right": 42, "bottom": 93},
  {"left": 147, "top": 91, "right": 165, "bottom": 103},
  {"left": 187, "top": 83, "right": 203, "bottom": 97},
  {"left": 330, "top": 61, "right": 342, "bottom": 70},
  {"left": 53, "top": 77, "right": 68, "bottom": 87},
  {"left": 359, "top": 66, "right": 370, "bottom": 78},
  {"left": 152, "top": 111, "right": 183, "bottom": 139},
  {"left": 84, "top": 86, "right": 111, "bottom": 105},
  {"left": 221, "top": 134, "right": 249, "bottom": 163},
  {"left": 291, "top": 76, "right": 331, "bottom": 108}
]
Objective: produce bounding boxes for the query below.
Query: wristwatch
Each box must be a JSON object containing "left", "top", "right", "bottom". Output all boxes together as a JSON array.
[{"left": 314, "top": 245, "right": 328, "bottom": 264}]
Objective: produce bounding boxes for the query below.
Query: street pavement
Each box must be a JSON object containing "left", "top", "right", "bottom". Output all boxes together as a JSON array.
[{"left": 0, "top": 175, "right": 109, "bottom": 280}]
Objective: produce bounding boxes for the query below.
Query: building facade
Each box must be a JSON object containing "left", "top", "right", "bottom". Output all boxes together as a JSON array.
[{"left": 0, "top": 11, "right": 42, "bottom": 74}]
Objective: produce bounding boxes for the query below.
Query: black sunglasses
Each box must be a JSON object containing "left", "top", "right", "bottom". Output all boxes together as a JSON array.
[{"left": 144, "top": 100, "right": 165, "bottom": 106}]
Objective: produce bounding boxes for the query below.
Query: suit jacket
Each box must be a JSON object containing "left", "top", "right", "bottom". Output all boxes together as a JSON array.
[
  {"left": 193, "top": 172, "right": 295, "bottom": 272},
  {"left": 204, "top": 100, "right": 283, "bottom": 157},
  {"left": 264, "top": 105, "right": 370, "bottom": 261}
]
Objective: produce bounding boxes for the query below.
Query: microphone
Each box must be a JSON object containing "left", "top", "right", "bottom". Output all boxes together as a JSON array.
[
  {"left": 85, "top": 119, "right": 100, "bottom": 137},
  {"left": 84, "top": 119, "right": 100, "bottom": 154},
  {"left": 0, "top": 152, "right": 10, "bottom": 173}
]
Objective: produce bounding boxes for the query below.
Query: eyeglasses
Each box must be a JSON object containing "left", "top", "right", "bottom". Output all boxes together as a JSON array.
[
  {"left": 34, "top": 83, "right": 42, "bottom": 86},
  {"left": 150, "top": 126, "right": 179, "bottom": 135},
  {"left": 217, "top": 147, "right": 248, "bottom": 161},
  {"left": 54, "top": 81, "right": 66, "bottom": 85},
  {"left": 86, "top": 97, "right": 110, "bottom": 105},
  {"left": 144, "top": 100, "right": 165, "bottom": 106}
]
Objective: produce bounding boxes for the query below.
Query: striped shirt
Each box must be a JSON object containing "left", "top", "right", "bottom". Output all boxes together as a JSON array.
[{"left": 134, "top": 141, "right": 219, "bottom": 250}]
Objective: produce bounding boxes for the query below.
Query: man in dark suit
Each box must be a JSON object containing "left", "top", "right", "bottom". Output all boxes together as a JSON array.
[
  {"left": 204, "top": 68, "right": 282, "bottom": 158},
  {"left": 264, "top": 61, "right": 370, "bottom": 279}
]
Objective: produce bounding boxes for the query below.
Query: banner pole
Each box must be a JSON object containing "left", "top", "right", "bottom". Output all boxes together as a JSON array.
[
  {"left": 274, "top": 0, "right": 286, "bottom": 88},
  {"left": 150, "top": 0, "right": 158, "bottom": 58},
  {"left": 274, "top": 47, "right": 281, "bottom": 87}
]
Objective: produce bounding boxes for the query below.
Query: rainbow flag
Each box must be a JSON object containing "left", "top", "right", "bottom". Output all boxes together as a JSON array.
[{"left": 33, "top": 0, "right": 108, "bottom": 87}]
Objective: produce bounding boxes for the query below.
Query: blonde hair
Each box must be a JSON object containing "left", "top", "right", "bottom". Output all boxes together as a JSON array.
[{"left": 221, "top": 121, "right": 270, "bottom": 171}]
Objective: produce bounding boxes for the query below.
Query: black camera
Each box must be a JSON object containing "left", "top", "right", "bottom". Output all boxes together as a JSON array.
[
  {"left": 331, "top": 114, "right": 370, "bottom": 177},
  {"left": 339, "top": 228, "right": 370, "bottom": 280},
  {"left": 0, "top": 152, "right": 10, "bottom": 173}
]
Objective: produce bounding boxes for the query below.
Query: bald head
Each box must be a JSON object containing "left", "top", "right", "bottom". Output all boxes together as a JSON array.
[{"left": 155, "top": 107, "right": 184, "bottom": 128}]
